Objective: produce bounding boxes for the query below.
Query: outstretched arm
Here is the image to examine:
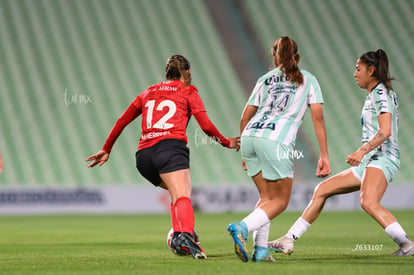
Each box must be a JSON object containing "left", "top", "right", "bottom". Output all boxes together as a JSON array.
[
  {"left": 310, "top": 103, "right": 331, "bottom": 177},
  {"left": 86, "top": 100, "right": 142, "bottom": 167},
  {"left": 346, "top": 112, "right": 391, "bottom": 166},
  {"left": 193, "top": 111, "right": 240, "bottom": 150}
]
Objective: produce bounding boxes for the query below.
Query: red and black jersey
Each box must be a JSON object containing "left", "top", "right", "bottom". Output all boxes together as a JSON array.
[
  {"left": 135, "top": 80, "right": 205, "bottom": 149},
  {"left": 102, "top": 80, "right": 230, "bottom": 153}
]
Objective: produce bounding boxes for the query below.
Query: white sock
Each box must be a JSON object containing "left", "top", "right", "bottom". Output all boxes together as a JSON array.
[
  {"left": 242, "top": 208, "right": 270, "bottom": 232},
  {"left": 285, "top": 217, "right": 310, "bottom": 240},
  {"left": 385, "top": 222, "right": 409, "bottom": 246},
  {"left": 253, "top": 222, "right": 270, "bottom": 248}
]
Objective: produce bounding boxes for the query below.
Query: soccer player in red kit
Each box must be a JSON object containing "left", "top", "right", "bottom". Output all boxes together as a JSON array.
[{"left": 86, "top": 55, "right": 240, "bottom": 259}]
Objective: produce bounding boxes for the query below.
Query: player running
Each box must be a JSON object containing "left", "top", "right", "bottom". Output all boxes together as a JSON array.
[
  {"left": 86, "top": 55, "right": 240, "bottom": 259},
  {"left": 268, "top": 49, "right": 414, "bottom": 257},
  {"left": 227, "top": 36, "right": 331, "bottom": 262}
]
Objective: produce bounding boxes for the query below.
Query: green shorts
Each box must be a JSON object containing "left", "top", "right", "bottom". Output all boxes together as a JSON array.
[
  {"left": 351, "top": 151, "right": 400, "bottom": 184},
  {"left": 241, "top": 136, "right": 293, "bottom": 180}
]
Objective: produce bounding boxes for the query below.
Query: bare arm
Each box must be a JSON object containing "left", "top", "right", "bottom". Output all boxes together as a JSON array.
[
  {"left": 346, "top": 112, "right": 392, "bottom": 166},
  {"left": 240, "top": 105, "right": 258, "bottom": 135},
  {"left": 310, "top": 103, "right": 331, "bottom": 177},
  {"left": 239, "top": 105, "right": 257, "bottom": 170}
]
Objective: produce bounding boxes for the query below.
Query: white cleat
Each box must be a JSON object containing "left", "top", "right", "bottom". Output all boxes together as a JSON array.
[
  {"left": 267, "top": 236, "right": 294, "bottom": 255},
  {"left": 392, "top": 240, "right": 414, "bottom": 256}
]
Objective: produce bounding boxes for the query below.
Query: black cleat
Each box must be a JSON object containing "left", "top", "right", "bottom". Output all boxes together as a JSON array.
[{"left": 177, "top": 232, "right": 207, "bottom": 259}]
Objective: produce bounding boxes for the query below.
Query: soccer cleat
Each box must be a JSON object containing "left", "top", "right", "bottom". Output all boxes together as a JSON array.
[
  {"left": 267, "top": 236, "right": 294, "bottom": 255},
  {"left": 391, "top": 240, "right": 414, "bottom": 256},
  {"left": 177, "top": 232, "right": 207, "bottom": 259},
  {"left": 252, "top": 246, "right": 275, "bottom": 262},
  {"left": 170, "top": 233, "right": 191, "bottom": 256},
  {"left": 227, "top": 222, "right": 249, "bottom": 262}
]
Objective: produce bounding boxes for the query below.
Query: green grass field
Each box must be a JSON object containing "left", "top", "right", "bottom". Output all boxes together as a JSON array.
[{"left": 0, "top": 211, "right": 413, "bottom": 274}]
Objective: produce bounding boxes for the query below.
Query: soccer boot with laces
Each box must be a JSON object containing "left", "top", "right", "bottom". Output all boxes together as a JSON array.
[
  {"left": 177, "top": 232, "right": 207, "bottom": 259},
  {"left": 391, "top": 240, "right": 414, "bottom": 256},
  {"left": 170, "top": 232, "right": 191, "bottom": 256},
  {"left": 252, "top": 246, "right": 275, "bottom": 262},
  {"left": 267, "top": 236, "right": 294, "bottom": 255},
  {"left": 227, "top": 222, "right": 249, "bottom": 262}
]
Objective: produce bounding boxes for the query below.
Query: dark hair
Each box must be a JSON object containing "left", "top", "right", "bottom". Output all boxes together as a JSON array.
[
  {"left": 165, "top": 55, "right": 191, "bottom": 86},
  {"left": 272, "top": 36, "right": 303, "bottom": 85},
  {"left": 359, "top": 49, "right": 394, "bottom": 91}
]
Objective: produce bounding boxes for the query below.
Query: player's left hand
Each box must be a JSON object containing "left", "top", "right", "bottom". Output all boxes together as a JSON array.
[
  {"left": 316, "top": 157, "right": 331, "bottom": 177},
  {"left": 86, "top": 150, "right": 110, "bottom": 167},
  {"left": 346, "top": 150, "right": 364, "bottom": 166}
]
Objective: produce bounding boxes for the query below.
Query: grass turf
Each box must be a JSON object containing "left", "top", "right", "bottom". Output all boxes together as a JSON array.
[{"left": 0, "top": 211, "right": 413, "bottom": 274}]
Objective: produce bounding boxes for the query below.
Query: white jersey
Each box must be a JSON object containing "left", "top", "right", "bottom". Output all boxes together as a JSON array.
[
  {"left": 242, "top": 68, "right": 324, "bottom": 147},
  {"left": 361, "top": 83, "right": 399, "bottom": 161}
]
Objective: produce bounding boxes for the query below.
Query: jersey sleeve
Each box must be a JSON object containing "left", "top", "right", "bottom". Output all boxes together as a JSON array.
[
  {"left": 193, "top": 111, "right": 231, "bottom": 147},
  {"left": 187, "top": 86, "right": 206, "bottom": 114},
  {"left": 246, "top": 81, "right": 264, "bottom": 107},
  {"left": 187, "top": 86, "right": 230, "bottom": 147},
  {"left": 102, "top": 96, "right": 142, "bottom": 153},
  {"left": 371, "top": 88, "right": 392, "bottom": 115},
  {"left": 306, "top": 74, "right": 324, "bottom": 104}
]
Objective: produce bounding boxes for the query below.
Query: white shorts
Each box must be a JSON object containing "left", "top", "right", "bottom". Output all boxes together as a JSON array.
[
  {"left": 351, "top": 151, "right": 400, "bottom": 184},
  {"left": 241, "top": 136, "right": 294, "bottom": 180}
]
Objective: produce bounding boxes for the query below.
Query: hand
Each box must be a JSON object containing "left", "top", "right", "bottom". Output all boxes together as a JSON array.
[
  {"left": 346, "top": 150, "right": 364, "bottom": 166},
  {"left": 228, "top": 137, "right": 240, "bottom": 151},
  {"left": 86, "top": 150, "right": 110, "bottom": 167},
  {"left": 316, "top": 157, "right": 331, "bottom": 178}
]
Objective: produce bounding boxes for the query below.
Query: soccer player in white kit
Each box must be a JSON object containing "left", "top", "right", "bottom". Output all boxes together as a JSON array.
[
  {"left": 227, "top": 36, "right": 331, "bottom": 262},
  {"left": 268, "top": 49, "right": 414, "bottom": 257}
]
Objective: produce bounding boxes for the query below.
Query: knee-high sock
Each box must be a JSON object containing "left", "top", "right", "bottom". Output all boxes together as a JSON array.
[
  {"left": 170, "top": 203, "right": 179, "bottom": 232},
  {"left": 385, "top": 222, "right": 409, "bottom": 246},
  {"left": 285, "top": 217, "right": 311, "bottom": 240},
  {"left": 174, "top": 197, "right": 194, "bottom": 234},
  {"left": 253, "top": 222, "right": 270, "bottom": 248},
  {"left": 242, "top": 208, "right": 270, "bottom": 232}
]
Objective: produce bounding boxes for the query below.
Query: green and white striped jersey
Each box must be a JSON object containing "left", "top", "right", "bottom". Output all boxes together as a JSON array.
[
  {"left": 361, "top": 83, "right": 399, "bottom": 161},
  {"left": 242, "top": 68, "right": 323, "bottom": 147}
]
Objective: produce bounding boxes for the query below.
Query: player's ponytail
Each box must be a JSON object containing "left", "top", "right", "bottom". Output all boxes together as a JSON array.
[
  {"left": 359, "top": 49, "right": 394, "bottom": 91},
  {"left": 165, "top": 55, "right": 192, "bottom": 86},
  {"left": 272, "top": 36, "right": 303, "bottom": 85}
]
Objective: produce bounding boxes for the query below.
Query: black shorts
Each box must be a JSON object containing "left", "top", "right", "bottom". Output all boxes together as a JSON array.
[{"left": 135, "top": 139, "right": 190, "bottom": 186}]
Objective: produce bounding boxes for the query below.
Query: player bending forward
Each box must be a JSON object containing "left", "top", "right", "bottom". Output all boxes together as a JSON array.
[{"left": 87, "top": 55, "right": 239, "bottom": 259}]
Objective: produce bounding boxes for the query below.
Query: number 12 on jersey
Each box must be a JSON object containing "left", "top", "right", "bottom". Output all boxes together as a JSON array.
[{"left": 145, "top": 100, "right": 176, "bottom": 129}]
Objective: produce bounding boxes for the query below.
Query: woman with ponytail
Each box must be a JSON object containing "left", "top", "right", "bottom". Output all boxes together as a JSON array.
[
  {"left": 227, "top": 36, "right": 331, "bottom": 262},
  {"left": 86, "top": 55, "right": 240, "bottom": 260},
  {"left": 268, "top": 49, "right": 414, "bottom": 257}
]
